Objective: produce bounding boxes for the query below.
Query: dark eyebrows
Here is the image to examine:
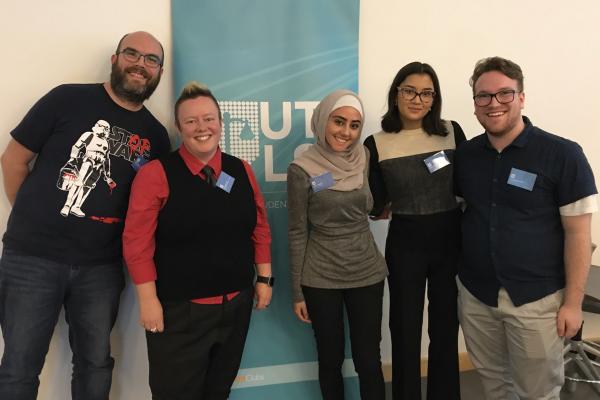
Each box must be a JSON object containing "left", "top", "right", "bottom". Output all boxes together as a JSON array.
[
  {"left": 122, "top": 47, "right": 162, "bottom": 60},
  {"left": 330, "top": 114, "right": 347, "bottom": 121},
  {"left": 330, "top": 114, "right": 361, "bottom": 124},
  {"left": 475, "top": 87, "right": 517, "bottom": 95},
  {"left": 400, "top": 85, "right": 434, "bottom": 91}
]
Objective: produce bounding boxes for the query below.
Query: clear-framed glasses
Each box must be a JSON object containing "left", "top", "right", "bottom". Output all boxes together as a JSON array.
[
  {"left": 473, "top": 89, "right": 519, "bottom": 107},
  {"left": 397, "top": 87, "right": 436, "bottom": 103},
  {"left": 116, "top": 48, "right": 162, "bottom": 68}
]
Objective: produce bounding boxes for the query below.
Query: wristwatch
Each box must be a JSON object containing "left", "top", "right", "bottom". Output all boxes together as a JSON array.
[{"left": 256, "top": 275, "right": 275, "bottom": 287}]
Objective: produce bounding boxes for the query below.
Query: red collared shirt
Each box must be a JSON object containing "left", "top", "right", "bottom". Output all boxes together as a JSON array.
[{"left": 123, "top": 145, "right": 271, "bottom": 303}]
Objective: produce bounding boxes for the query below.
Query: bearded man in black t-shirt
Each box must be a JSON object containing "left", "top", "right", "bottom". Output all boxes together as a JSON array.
[{"left": 0, "top": 31, "right": 170, "bottom": 400}]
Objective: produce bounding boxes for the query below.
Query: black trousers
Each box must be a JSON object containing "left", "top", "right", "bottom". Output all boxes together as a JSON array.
[
  {"left": 386, "top": 211, "right": 461, "bottom": 400},
  {"left": 303, "top": 281, "right": 385, "bottom": 400},
  {"left": 146, "top": 288, "right": 253, "bottom": 400}
]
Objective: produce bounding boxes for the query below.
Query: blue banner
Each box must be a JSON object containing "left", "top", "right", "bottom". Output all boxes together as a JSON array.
[{"left": 172, "top": 1, "right": 360, "bottom": 397}]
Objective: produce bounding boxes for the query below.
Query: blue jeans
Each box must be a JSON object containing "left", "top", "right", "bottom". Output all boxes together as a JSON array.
[{"left": 0, "top": 248, "right": 124, "bottom": 400}]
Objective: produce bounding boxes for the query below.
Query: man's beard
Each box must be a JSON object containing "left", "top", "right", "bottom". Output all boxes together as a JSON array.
[{"left": 110, "top": 63, "right": 160, "bottom": 105}]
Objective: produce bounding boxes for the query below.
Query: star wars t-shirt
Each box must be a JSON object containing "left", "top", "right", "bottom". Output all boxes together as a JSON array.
[{"left": 4, "top": 83, "right": 171, "bottom": 265}]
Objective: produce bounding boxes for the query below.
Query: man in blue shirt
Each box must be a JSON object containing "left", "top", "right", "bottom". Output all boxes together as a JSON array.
[{"left": 455, "top": 57, "right": 597, "bottom": 400}]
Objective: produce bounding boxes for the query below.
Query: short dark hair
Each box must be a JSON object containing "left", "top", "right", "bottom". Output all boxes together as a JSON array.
[
  {"left": 174, "top": 82, "right": 222, "bottom": 128},
  {"left": 115, "top": 33, "right": 165, "bottom": 64},
  {"left": 381, "top": 62, "right": 447, "bottom": 136},
  {"left": 470, "top": 57, "right": 524, "bottom": 94}
]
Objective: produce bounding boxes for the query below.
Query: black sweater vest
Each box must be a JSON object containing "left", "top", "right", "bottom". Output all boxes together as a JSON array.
[{"left": 154, "top": 151, "right": 256, "bottom": 300}]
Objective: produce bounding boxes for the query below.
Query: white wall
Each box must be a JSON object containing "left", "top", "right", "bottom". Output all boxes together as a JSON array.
[
  {"left": 1, "top": 1, "right": 599, "bottom": 398},
  {"left": 359, "top": 0, "right": 600, "bottom": 358},
  {"left": 0, "top": 2, "right": 173, "bottom": 398}
]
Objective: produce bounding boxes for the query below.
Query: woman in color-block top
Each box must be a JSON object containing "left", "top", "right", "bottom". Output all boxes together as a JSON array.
[{"left": 364, "top": 62, "right": 465, "bottom": 400}]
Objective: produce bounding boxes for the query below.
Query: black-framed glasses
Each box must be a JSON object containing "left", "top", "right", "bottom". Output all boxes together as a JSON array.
[
  {"left": 473, "top": 89, "right": 519, "bottom": 107},
  {"left": 397, "top": 87, "right": 436, "bottom": 103},
  {"left": 116, "top": 48, "right": 162, "bottom": 68}
]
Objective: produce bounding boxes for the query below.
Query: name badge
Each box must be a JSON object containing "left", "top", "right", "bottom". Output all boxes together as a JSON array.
[
  {"left": 132, "top": 155, "right": 148, "bottom": 171},
  {"left": 424, "top": 150, "right": 450, "bottom": 173},
  {"left": 310, "top": 172, "right": 335, "bottom": 192},
  {"left": 216, "top": 171, "right": 235, "bottom": 193},
  {"left": 507, "top": 168, "right": 537, "bottom": 191}
]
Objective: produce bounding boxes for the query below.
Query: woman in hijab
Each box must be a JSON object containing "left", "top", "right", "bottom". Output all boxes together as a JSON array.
[{"left": 287, "top": 89, "right": 387, "bottom": 400}]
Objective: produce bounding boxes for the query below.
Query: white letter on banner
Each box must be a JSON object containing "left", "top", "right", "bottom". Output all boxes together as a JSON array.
[
  {"left": 294, "top": 101, "right": 319, "bottom": 138},
  {"left": 264, "top": 145, "right": 287, "bottom": 181},
  {"left": 260, "top": 102, "right": 291, "bottom": 140}
]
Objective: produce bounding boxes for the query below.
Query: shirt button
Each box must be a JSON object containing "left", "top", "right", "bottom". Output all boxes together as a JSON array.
[
  {"left": 492, "top": 203, "right": 497, "bottom": 207},
  {"left": 493, "top": 178, "right": 498, "bottom": 183},
  {"left": 491, "top": 227, "right": 496, "bottom": 231}
]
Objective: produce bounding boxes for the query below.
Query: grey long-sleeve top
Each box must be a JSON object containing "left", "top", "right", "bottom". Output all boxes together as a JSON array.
[{"left": 287, "top": 157, "right": 387, "bottom": 302}]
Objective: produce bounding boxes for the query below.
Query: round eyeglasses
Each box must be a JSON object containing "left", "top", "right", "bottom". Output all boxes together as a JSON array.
[{"left": 398, "top": 87, "right": 436, "bottom": 103}]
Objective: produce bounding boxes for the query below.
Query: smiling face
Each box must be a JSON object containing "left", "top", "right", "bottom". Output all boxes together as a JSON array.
[
  {"left": 473, "top": 70, "right": 525, "bottom": 140},
  {"left": 110, "top": 32, "right": 163, "bottom": 104},
  {"left": 324, "top": 106, "right": 362, "bottom": 152},
  {"left": 397, "top": 73, "right": 435, "bottom": 130},
  {"left": 176, "top": 96, "right": 222, "bottom": 163}
]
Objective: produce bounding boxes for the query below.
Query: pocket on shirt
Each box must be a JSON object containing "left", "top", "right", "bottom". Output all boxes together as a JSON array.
[{"left": 504, "top": 174, "right": 552, "bottom": 209}]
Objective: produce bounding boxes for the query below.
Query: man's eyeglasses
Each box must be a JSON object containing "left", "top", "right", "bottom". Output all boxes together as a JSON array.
[
  {"left": 116, "top": 48, "right": 162, "bottom": 68},
  {"left": 397, "top": 87, "right": 436, "bottom": 103},
  {"left": 473, "top": 89, "right": 519, "bottom": 107}
]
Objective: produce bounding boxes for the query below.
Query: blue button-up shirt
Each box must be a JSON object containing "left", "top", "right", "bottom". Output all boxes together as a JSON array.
[{"left": 455, "top": 117, "right": 596, "bottom": 307}]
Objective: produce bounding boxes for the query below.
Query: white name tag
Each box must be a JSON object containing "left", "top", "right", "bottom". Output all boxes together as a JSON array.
[
  {"left": 216, "top": 171, "right": 235, "bottom": 193},
  {"left": 424, "top": 151, "right": 450, "bottom": 173}
]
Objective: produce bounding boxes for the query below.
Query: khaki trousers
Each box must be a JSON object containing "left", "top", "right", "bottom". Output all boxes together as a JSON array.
[{"left": 458, "top": 279, "right": 564, "bottom": 400}]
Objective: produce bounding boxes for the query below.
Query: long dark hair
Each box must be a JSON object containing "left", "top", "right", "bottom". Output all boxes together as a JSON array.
[{"left": 381, "top": 62, "right": 447, "bottom": 136}]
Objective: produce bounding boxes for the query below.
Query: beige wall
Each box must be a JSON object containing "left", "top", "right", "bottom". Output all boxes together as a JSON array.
[
  {"left": 0, "top": 2, "right": 173, "bottom": 398},
  {"left": 0, "top": 1, "right": 599, "bottom": 398},
  {"left": 359, "top": 0, "right": 600, "bottom": 359}
]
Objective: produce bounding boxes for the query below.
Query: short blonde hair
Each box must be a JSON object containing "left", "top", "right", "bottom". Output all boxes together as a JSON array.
[{"left": 174, "top": 81, "right": 222, "bottom": 127}]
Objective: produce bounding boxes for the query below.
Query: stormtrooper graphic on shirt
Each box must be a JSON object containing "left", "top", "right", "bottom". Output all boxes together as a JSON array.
[{"left": 58, "top": 119, "right": 115, "bottom": 217}]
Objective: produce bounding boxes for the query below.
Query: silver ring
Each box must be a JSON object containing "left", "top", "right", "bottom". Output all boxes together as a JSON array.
[{"left": 150, "top": 327, "right": 158, "bottom": 333}]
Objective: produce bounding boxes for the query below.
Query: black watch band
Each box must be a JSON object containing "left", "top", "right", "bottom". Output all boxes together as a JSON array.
[{"left": 256, "top": 275, "right": 274, "bottom": 287}]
